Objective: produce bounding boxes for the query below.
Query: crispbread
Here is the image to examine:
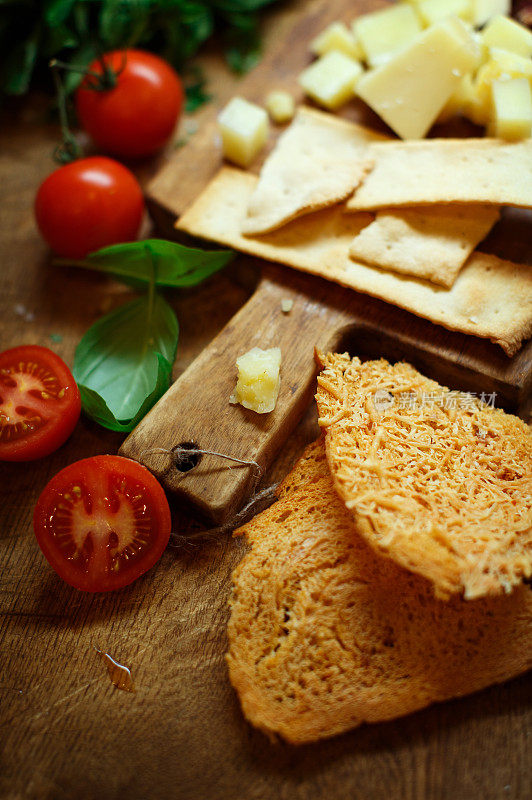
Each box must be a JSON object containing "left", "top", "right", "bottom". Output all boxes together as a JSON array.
[
  {"left": 315, "top": 353, "right": 532, "bottom": 599},
  {"left": 345, "top": 138, "right": 532, "bottom": 211},
  {"left": 227, "top": 438, "right": 532, "bottom": 745},
  {"left": 242, "top": 107, "right": 382, "bottom": 235},
  {"left": 177, "top": 167, "right": 532, "bottom": 355},
  {"left": 348, "top": 205, "right": 500, "bottom": 288}
]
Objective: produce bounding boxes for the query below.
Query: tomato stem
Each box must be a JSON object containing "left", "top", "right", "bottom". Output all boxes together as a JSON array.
[{"left": 49, "top": 60, "right": 84, "bottom": 165}]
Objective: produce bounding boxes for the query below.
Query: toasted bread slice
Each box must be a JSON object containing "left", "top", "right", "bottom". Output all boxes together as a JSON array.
[
  {"left": 227, "top": 439, "right": 532, "bottom": 744},
  {"left": 316, "top": 353, "right": 532, "bottom": 599}
]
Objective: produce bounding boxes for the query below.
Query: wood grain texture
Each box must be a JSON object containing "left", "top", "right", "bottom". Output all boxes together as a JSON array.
[
  {"left": 140, "top": 0, "right": 532, "bottom": 522},
  {"left": 121, "top": 260, "right": 532, "bottom": 522},
  {"left": 0, "top": 2, "right": 531, "bottom": 799}
]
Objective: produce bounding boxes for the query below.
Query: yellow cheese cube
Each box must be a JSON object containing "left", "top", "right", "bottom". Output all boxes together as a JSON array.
[
  {"left": 265, "top": 90, "right": 295, "bottom": 123},
  {"left": 475, "top": 47, "right": 532, "bottom": 111},
  {"left": 230, "top": 347, "right": 281, "bottom": 414},
  {"left": 417, "top": 0, "right": 473, "bottom": 26},
  {"left": 310, "top": 21, "right": 363, "bottom": 60},
  {"left": 490, "top": 78, "right": 532, "bottom": 139},
  {"left": 353, "top": 4, "right": 423, "bottom": 68},
  {"left": 481, "top": 15, "right": 532, "bottom": 58},
  {"left": 299, "top": 51, "right": 363, "bottom": 110},
  {"left": 356, "top": 18, "right": 481, "bottom": 139},
  {"left": 218, "top": 97, "right": 269, "bottom": 168},
  {"left": 436, "top": 73, "right": 475, "bottom": 122},
  {"left": 461, "top": 72, "right": 492, "bottom": 124},
  {"left": 471, "top": 0, "right": 510, "bottom": 27}
]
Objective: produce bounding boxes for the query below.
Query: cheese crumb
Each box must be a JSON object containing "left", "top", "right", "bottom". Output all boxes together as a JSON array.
[
  {"left": 281, "top": 299, "right": 293, "bottom": 313},
  {"left": 265, "top": 91, "right": 295, "bottom": 123},
  {"left": 231, "top": 347, "right": 281, "bottom": 414}
]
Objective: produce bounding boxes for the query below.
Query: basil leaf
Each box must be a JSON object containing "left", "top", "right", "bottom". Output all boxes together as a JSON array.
[
  {"left": 225, "top": 44, "right": 260, "bottom": 74},
  {"left": 78, "top": 354, "right": 172, "bottom": 432},
  {"left": 44, "top": 0, "right": 77, "bottom": 27},
  {"left": 2, "top": 25, "right": 40, "bottom": 95},
  {"left": 58, "top": 239, "right": 234, "bottom": 288},
  {"left": 74, "top": 293, "right": 178, "bottom": 430}
]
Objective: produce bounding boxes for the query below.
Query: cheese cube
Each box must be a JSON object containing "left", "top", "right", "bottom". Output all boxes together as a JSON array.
[
  {"left": 299, "top": 51, "right": 363, "bottom": 110},
  {"left": 475, "top": 48, "right": 532, "bottom": 110},
  {"left": 436, "top": 73, "right": 475, "bottom": 122},
  {"left": 311, "top": 21, "right": 364, "bottom": 60},
  {"left": 490, "top": 78, "right": 532, "bottom": 139},
  {"left": 481, "top": 15, "right": 532, "bottom": 58},
  {"left": 353, "top": 4, "right": 423, "bottom": 68},
  {"left": 417, "top": 0, "right": 473, "bottom": 26},
  {"left": 230, "top": 347, "right": 281, "bottom": 414},
  {"left": 218, "top": 97, "right": 269, "bottom": 168},
  {"left": 471, "top": 0, "right": 511, "bottom": 28},
  {"left": 461, "top": 72, "right": 492, "bottom": 124},
  {"left": 265, "top": 91, "right": 295, "bottom": 123},
  {"left": 356, "top": 18, "right": 481, "bottom": 139}
]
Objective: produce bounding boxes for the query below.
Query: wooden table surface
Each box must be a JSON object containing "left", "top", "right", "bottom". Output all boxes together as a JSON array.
[{"left": 1, "top": 2, "right": 531, "bottom": 799}]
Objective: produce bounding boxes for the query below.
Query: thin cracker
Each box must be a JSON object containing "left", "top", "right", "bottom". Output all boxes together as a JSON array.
[
  {"left": 348, "top": 205, "right": 501, "bottom": 288},
  {"left": 316, "top": 354, "right": 532, "bottom": 599},
  {"left": 346, "top": 138, "right": 532, "bottom": 211},
  {"left": 227, "top": 438, "right": 532, "bottom": 744},
  {"left": 242, "top": 107, "right": 383, "bottom": 235},
  {"left": 177, "top": 167, "right": 532, "bottom": 355}
]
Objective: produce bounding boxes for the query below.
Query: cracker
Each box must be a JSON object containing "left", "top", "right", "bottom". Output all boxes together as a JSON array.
[
  {"left": 177, "top": 167, "right": 532, "bottom": 355},
  {"left": 227, "top": 438, "right": 532, "bottom": 744},
  {"left": 348, "top": 205, "right": 500, "bottom": 288},
  {"left": 316, "top": 354, "right": 532, "bottom": 599},
  {"left": 345, "top": 139, "right": 532, "bottom": 211},
  {"left": 242, "top": 107, "right": 383, "bottom": 235}
]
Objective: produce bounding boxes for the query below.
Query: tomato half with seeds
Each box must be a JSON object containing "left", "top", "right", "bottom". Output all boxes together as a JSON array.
[
  {"left": 0, "top": 345, "right": 81, "bottom": 462},
  {"left": 33, "top": 455, "right": 172, "bottom": 592}
]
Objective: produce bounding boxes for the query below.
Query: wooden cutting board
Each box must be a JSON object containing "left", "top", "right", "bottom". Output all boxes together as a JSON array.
[
  {"left": 120, "top": 0, "right": 532, "bottom": 524},
  {"left": 2, "top": 4, "right": 531, "bottom": 800}
]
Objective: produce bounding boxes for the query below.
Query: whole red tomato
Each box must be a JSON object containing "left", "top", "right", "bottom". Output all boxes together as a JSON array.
[
  {"left": 35, "top": 156, "right": 144, "bottom": 258},
  {"left": 76, "top": 49, "right": 184, "bottom": 158}
]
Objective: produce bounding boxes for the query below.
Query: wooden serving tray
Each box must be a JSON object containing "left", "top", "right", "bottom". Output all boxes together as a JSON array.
[{"left": 121, "top": 0, "right": 532, "bottom": 523}]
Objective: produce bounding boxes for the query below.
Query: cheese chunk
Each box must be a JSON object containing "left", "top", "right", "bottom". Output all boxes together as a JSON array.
[
  {"left": 311, "top": 21, "right": 363, "bottom": 60},
  {"left": 475, "top": 48, "right": 532, "bottom": 113},
  {"left": 437, "top": 73, "right": 476, "bottom": 122},
  {"left": 299, "top": 51, "right": 362, "bottom": 110},
  {"left": 354, "top": 4, "right": 423, "bottom": 68},
  {"left": 230, "top": 347, "right": 281, "bottom": 414},
  {"left": 265, "top": 91, "right": 295, "bottom": 123},
  {"left": 481, "top": 15, "right": 532, "bottom": 58},
  {"left": 218, "top": 97, "right": 269, "bottom": 168},
  {"left": 490, "top": 78, "right": 532, "bottom": 139},
  {"left": 356, "top": 18, "right": 481, "bottom": 139},
  {"left": 416, "top": 0, "right": 473, "bottom": 26},
  {"left": 471, "top": 0, "right": 510, "bottom": 27}
]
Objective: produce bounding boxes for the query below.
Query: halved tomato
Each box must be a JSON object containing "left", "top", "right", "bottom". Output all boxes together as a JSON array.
[
  {"left": 33, "top": 455, "right": 171, "bottom": 592},
  {"left": 0, "top": 345, "right": 81, "bottom": 461}
]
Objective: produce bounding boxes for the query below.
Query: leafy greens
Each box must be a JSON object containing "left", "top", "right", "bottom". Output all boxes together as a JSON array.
[
  {"left": 1, "top": 0, "right": 282, "bottom": 104},
  {"left": 69, "top": 238, "right": 234, "bottom": 432}
]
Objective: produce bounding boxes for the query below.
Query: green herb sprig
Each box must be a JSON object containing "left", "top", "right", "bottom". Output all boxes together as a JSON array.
[
  {"left": 1, "top": 0, "right": 281, "bottom": 104},
  {"left": 56, "top": 239, "right": 234, "bottom": 432}
]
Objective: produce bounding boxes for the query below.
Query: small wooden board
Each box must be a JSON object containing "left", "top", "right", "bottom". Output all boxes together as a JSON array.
[{"left": 123, "top": 0, "right": 532, "bottom": 523}]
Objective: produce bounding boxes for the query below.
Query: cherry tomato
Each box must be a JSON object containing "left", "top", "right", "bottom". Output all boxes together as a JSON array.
[
  {"left": 76, "top": 50, "right": 184, "bottom": 158},
  {"left": 0, "top": 345, "right": 81, "bottom": 462},
  {"left": 35, "top": 156, "right": 144, "bottom": 259},
  {"left": 33, "top": 455, "right": 172, "bottom": 592}
]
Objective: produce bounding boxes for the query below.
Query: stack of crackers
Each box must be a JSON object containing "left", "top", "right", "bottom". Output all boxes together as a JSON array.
[
  {"left": 226, "top": 354, "right": 532, "bottom": 744},
  {"left": 178, "top": 107, "right": 532, "bottom": 356}
]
